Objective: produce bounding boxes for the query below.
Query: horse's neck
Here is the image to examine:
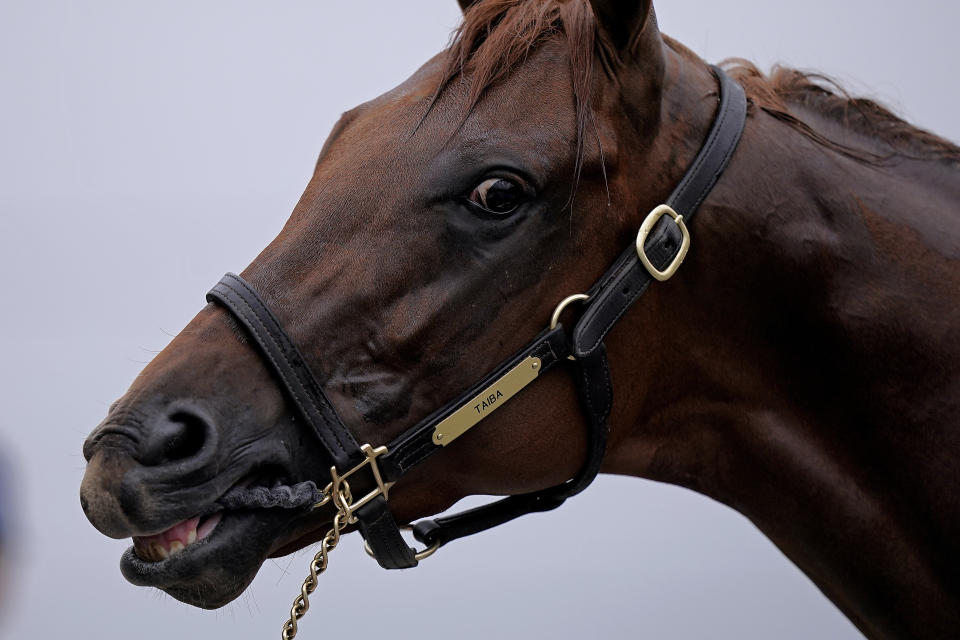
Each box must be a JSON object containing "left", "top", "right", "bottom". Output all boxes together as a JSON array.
[
  {"left": 605, "top": 62, "right": 960, "bottom": 639},
  {"left": 739, "top": 106, "right": 960, "bottom": 437}
]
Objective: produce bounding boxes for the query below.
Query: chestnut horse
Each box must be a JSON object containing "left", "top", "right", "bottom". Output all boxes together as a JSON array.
[{"left": 80, "top": 1, "right": 960, "bottom": 638}]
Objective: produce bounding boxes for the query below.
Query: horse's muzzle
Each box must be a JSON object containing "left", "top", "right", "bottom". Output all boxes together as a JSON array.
[{"left": 79, "top": 401, "right": 224, "bottom": 539}]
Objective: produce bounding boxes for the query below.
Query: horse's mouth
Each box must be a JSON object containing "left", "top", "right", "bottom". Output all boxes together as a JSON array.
[
  {"left": 131, "top": 512, "right": 224, "bottom": 562},
  {"left": 117, "top": 470, "right": 323, "bottom": 608},
  {"left": 120, "top": 506, "right": 304, "bottom": 608},
  {"left": 121, "top": 511, "right": 233, "bottom": 586}
]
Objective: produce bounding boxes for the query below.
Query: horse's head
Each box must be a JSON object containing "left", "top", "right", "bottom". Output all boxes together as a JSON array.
[{"left": 80, "top": 0, "right": 703, "bottom": 608}]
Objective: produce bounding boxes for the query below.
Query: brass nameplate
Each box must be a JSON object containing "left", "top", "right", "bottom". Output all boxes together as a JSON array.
[{"left": 432, "top": 356, "right": 542, "bottom": 446}]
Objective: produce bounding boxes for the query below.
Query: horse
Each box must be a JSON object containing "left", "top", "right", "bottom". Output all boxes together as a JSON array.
[{"left": 79, "top": 0, "right": 960, "bottom": 638}]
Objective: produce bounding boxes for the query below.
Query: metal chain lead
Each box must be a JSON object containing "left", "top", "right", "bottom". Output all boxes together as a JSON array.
[
  {"left": 278, "top": 445, "right": 439, "bottom": 639},
  {"left": 280, "top": 485, "right": 351, "bottom": 640}
]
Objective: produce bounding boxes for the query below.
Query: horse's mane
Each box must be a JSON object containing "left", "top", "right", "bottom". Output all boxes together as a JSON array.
[
  {"left": 438, "top": 0, "right": 960, "bottom": 168},
  {"left": 722, "top": 59, "right": 960, "bottom": 165}
]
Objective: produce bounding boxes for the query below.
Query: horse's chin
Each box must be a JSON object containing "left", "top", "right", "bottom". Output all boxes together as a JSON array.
[{"left": 119, "top": 509, "right": 309, "bottom": 609}]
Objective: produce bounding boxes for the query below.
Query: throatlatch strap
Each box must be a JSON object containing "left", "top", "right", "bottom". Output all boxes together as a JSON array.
[
  {"left": 572, "top": 66, "right": 747, "bottom": 357},
  {"left": 412, "top": 344, "right": 612, "bottom": 549},
  {"left": 207, "top": 274, "right": 418, "bottom": 569}
]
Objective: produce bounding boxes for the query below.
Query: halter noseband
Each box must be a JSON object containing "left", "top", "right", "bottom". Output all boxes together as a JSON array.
[{"left": 206, "top": 65, "right": 746, "bottom": 627}]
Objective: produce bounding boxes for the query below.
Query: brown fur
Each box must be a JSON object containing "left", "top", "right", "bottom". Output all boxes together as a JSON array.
[
  {"left": 80, "top": 0, "right": 960, "bottom": 636},
  {"left": 437, "top": 0, "right": 598, "bottom": 189}
]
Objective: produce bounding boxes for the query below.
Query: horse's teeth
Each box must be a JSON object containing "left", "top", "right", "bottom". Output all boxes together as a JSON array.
[{"left": 132, "top": 514, "right": 214, "bottom": 562}]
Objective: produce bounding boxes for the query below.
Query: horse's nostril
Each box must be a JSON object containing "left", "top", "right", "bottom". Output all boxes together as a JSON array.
[
  {"left": 165, "top": 412, "right": 208, "bottom": 460},
  {"left": 139, "top": 410, "right": 210, "bottom": 466}
]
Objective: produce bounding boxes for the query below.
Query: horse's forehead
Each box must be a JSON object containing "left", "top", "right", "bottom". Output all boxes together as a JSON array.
[
  {"left": 311, "top": 57, "right": 445, "bottom": 179},
  {"left": 349, "top": 54, "right": 444, "bottom": 121},
  {"left": 328, "top": 42, "right": 577, "bottom": 173}
]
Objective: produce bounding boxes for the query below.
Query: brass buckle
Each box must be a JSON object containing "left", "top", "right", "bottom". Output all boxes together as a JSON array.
[
  {"left": 636, "top": 204, "right": 690, "bottom": 281},
  {"left": 313, "top": 443, "right": 394, "bottom": 524}
]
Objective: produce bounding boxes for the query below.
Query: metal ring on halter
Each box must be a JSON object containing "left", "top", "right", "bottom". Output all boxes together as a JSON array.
[
  {"left": 363, "top": 526, "right": 441, "bottom": 562},
  {"left": 550, "top": 293, "right": 590, "bottom": 360},
  {"left": 550, "top": 294, "right": 590, "bottom": 330}
]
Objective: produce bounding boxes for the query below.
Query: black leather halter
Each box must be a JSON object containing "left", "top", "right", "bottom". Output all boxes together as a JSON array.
[{"left": 206, "top": 66, "right": 747, "bottom": 569}]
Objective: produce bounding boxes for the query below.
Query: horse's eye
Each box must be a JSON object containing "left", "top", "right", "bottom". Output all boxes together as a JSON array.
[{"left": 467, "top": 178, "right": 525, "bottom": 215}]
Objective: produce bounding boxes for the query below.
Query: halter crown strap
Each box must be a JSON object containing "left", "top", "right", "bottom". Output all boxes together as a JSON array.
[{"left": 572, "top": 66, "right": 747, "bottom": 357}]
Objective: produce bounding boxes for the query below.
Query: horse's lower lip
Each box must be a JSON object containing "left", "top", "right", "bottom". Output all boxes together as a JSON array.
[
  {"left": 117, "top": 491, "right": 326, "bottom": 609},
  {"left": 118, "top": 507, "right": 307, "bottom": 595},
  {"left": 121, "top": 512, "right": 235, "bottom": 587}
]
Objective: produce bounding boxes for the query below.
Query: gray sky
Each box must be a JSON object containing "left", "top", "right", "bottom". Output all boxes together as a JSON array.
[{"left": 1, "top": 1, "right": 957, "bottom": 638}]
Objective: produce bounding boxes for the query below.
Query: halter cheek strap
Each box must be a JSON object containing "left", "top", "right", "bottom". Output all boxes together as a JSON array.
[{"left": 205, "top": 66, "right": 747, "bottom": 571}]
